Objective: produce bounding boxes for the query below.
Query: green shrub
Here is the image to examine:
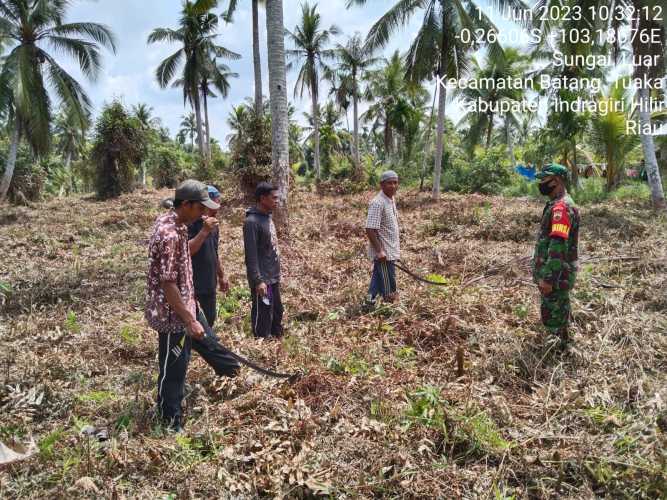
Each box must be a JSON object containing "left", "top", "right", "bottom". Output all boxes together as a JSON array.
[
  {"left": 502, "top": 175, "right": 540, "bottom": 198},
  {"left": 609, "top": 181, "right": 651, "bottom": 202},
  {"left": 217, "top": 286, "right": 251, "bottom": 323},
  {"left": 148, "top": 144, "right": 188, "bottom": 189},
  {"left": 91, "top": 100, "right": 146, "bottom": 199},
  {"left": 119, "top": 325, "right": 141, "bottom": 346},
  {"left": 573, "top": 177, "right": 607, "bottom": 205},
  {"left": 38, "top": 429, "right": 65, "bottom": 459},
  {"left": 0, "top": 281, "right": 11, "bottom": 306},
  {"left": 466, "top": 147, "right": 514, "bottom": 194},
  {"left": 65, "top": 311, "right": 81, "bottom": 334},
  {"left": 504, "top": 176, "right": 652, "bottom": 206},
  {"left": 0, "top": 137, "right": 45, "bottom": 203},
  {"left": 328, "top": 154, "right": 354, "bottom": 180},
  {"left": 363, "top": 154, "right": 382, "bottom": 187},
  {"left": 443, "top": 146, "right": 514, "bottom": 195},
  {"left": 403, "top": 385, "right": 446, "bottom": 431}
]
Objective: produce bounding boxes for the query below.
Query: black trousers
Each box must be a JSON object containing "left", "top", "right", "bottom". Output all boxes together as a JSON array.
[
  {"left": 250, "top": 282, "right": 283, "bottom": 338},
  {"left": 156, "top": 310, "right": 239, "bottom": 422},
  {"left": 196, "top": 291, "right": 217, "bottom": 327}
]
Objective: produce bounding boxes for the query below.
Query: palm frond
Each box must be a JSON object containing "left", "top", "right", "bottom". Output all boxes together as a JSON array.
[
  {"left": 47, "top": 22, "right": 117, "bottom": 54},
  {"left": 155, "top": 49, "right": 184, "bottom": 88},
  {"left": 147, "top": 27, "right": 184, "bottom": 45},
  {"left": 46, "top": 36, "right": 102, "bottom": 81},
  {"left": 365, "top": 0, "right": 425, "bottom": 51},
  {"left": 14, "top": 43, "right": 51, "bottom": 154},
  {"left": 210, "top": 45, "right": 241, "bottom": 60},
  {"left": 222, "top": 0, "right": 239, "bottom": 22},
  {"left": 42, "top": 50, "right": 91, "bottom": 133}
]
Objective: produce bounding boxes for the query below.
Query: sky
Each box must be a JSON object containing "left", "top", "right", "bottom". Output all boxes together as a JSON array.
[
  {"left": 59, "top": 0, "right": 432, "bottom": 145},
  {"left": 55, "top": 0, "right": 649, "bottom": 145}
]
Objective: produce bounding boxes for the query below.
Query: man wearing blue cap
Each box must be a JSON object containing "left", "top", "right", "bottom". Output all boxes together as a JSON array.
[
  {"left": 188, "top": 185, "right": 230, "bottom": 327},
  {"left": 365, "top": 170, "right": 401, "bottom": 308}
]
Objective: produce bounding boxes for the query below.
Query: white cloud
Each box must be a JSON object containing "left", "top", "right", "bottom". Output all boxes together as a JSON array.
[{"left": 59, "top": 0, "right": 461, "bottom": 145}]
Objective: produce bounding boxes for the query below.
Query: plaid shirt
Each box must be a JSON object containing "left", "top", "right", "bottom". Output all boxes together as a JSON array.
[
  {"left": 366, "top": 191, "right": 400, "bottom": 261},
  {"left": 145, "top": 211, "right": 196, "bottom": 333}
]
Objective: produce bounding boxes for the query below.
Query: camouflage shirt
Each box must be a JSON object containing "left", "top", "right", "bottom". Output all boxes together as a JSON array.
[{"left": 532, "top": 194, "right": 580, "bottom": 290}]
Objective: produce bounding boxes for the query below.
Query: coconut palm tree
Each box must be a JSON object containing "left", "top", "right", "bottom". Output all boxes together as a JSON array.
[
  {"left": 132, "top": 103, "right": 158, "bottom": 130},
  {"left": 0, "top": 0, "right": 116, "bottom": 202},
  {"left": 303, "top": 101, "right": 352, "bottom": 177},
  {"left": 456, "top": 48, "right": 528, "bottom": 153},
  {"left": 334, "top": 33, "right": 379, "bottom": 170},
  {"left": 199, "top": 62, "right": 239, "bottom": 156},
  {"left": 147, "top": 0, "right": 236, "bottom": 161},
  {"left": 286, "top": 2, "right": 339, "bottom": 180},
  {"left": 173, "top": 60, "right": 240, "bottom": 156},
  {"left": 265, "top": 0, "right": 290, "bottom": 229},
  {"left": 132, "top": 103, "right": 160, "bottom": 187},
  {"left": 348, "top": 0, "right": 528, "bottom": 197},
  {"left": 363, "top": 52, "right": 426, "bottom": 161},
  {"left": 323, "top": 67, "right": 351, "bottom": 129},
  {"left": 632, "top": 0, "right": 665, "bottom": 208},
  {"left": 226, "top": 104, "right": 251, "bottom": 151},
  {"left": 531, "top": 0, "right": 621, "bottom": 187},
  {"left": 53, "top": 107, "right": 90, "bottom": 195},
  {"left": 590, "top": 77, "right": 640, "bottom": 191},
  {"left": 223, "top": 0, "right": 265, "bottom": 114},
  {"left": 179, "top": 113, "right": 198, "bottom": 150}
]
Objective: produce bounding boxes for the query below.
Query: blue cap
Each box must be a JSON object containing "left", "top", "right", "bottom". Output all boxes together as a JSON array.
[{"left": 207, "top": 185, "right": 221, "bottom": 200}]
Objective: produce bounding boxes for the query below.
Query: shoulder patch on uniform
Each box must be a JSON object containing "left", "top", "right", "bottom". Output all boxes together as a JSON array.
[{"left": 550, "top": 201, "right": 571, "bottom": 239}]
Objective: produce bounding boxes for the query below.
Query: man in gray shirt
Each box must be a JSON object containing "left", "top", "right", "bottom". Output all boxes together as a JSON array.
[
  {"left": 243, "top": 182, "right": 283, "bottom": 338},
  {"left": 365, "top": 170, "right": 401, "bottom": 307}
]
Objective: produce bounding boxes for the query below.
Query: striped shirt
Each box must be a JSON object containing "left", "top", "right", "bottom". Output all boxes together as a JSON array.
[{"left": 366, "top": 191, "right": 400, "bottom": 261}]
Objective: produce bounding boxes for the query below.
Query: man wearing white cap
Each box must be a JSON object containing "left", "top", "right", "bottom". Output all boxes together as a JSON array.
[{"left": 365, "top": 170, "right": 401, "bottom": 307}]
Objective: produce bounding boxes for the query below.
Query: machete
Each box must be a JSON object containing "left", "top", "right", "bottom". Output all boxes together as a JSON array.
[
  {"left": 394, "top": 261, "right": 449, "bottom": 286},
  {"left": 196, "top": 308, "right": 300, "bottom": 383}
]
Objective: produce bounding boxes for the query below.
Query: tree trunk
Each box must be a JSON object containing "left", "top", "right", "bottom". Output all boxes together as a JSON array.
[
  {"left": 571, "top": 140, "right": 579, "bottom": 188},
  {"left": 203, "top": 83, "right": 212, "bottom": 162},
  {"left": 506, "top": 119, "right": 515, "bottom": 167},
  {"left": 65, "top": 151, "right": 74, "bottom": 195},
  {"left": 265, "top": 0, "right": 290, "bottom": 232},
  {"left": 432, "top": 82, "right": 446, "bottom": 198},
  {"left": 0, "top": 126, "right": 20, "bottom": 203},
  {"left": 638, "top": 86, "right": 666, "bottom": 209},
  {"left": 252, "top": 0, "right": 263, "bottom": 115},
  {"left": 311, "top": 80, "right": 321, "bottom": 179},
  {"left": 485, "top": 113, "right": 494, "bottom": 149},
  {"left": 193, "top": 95, "right": 206, "bottom": 160},
  {"left": 353, "top": 77, "right": 360, "bottom": 169},
  {"left": 606, "top": 145, "right": 616, "bottom": 192},
  {"left": 419, "top": 86, "right": 437, "bottom": 191}
]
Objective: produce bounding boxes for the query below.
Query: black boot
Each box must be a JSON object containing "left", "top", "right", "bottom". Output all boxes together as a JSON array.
[{"left": 557, "top": 328, "right": 570, "bottom": 351}]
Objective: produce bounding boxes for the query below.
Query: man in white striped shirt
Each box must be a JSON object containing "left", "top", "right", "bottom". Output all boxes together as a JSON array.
[{"left": 365, "top": 170, "right": 401, "bottom": 307}]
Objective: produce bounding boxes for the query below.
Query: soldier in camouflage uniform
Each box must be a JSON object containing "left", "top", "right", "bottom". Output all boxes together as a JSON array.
[{"left": 532, "top": 164, "right": 580, "bottom": 347}]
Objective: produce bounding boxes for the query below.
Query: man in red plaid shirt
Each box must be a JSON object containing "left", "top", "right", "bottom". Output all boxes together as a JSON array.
[{"left": 146, "top": 179, "right": 239, "bottom": 432}]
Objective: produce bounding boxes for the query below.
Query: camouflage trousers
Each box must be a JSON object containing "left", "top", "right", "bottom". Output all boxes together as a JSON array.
[{"left": 540, "top": 290, "right": 571, "bottom": 334}]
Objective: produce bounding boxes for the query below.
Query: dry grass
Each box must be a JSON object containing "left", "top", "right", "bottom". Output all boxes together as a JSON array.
[{"left": 0, "top": 186, "right": 665, "bottom": 498}]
